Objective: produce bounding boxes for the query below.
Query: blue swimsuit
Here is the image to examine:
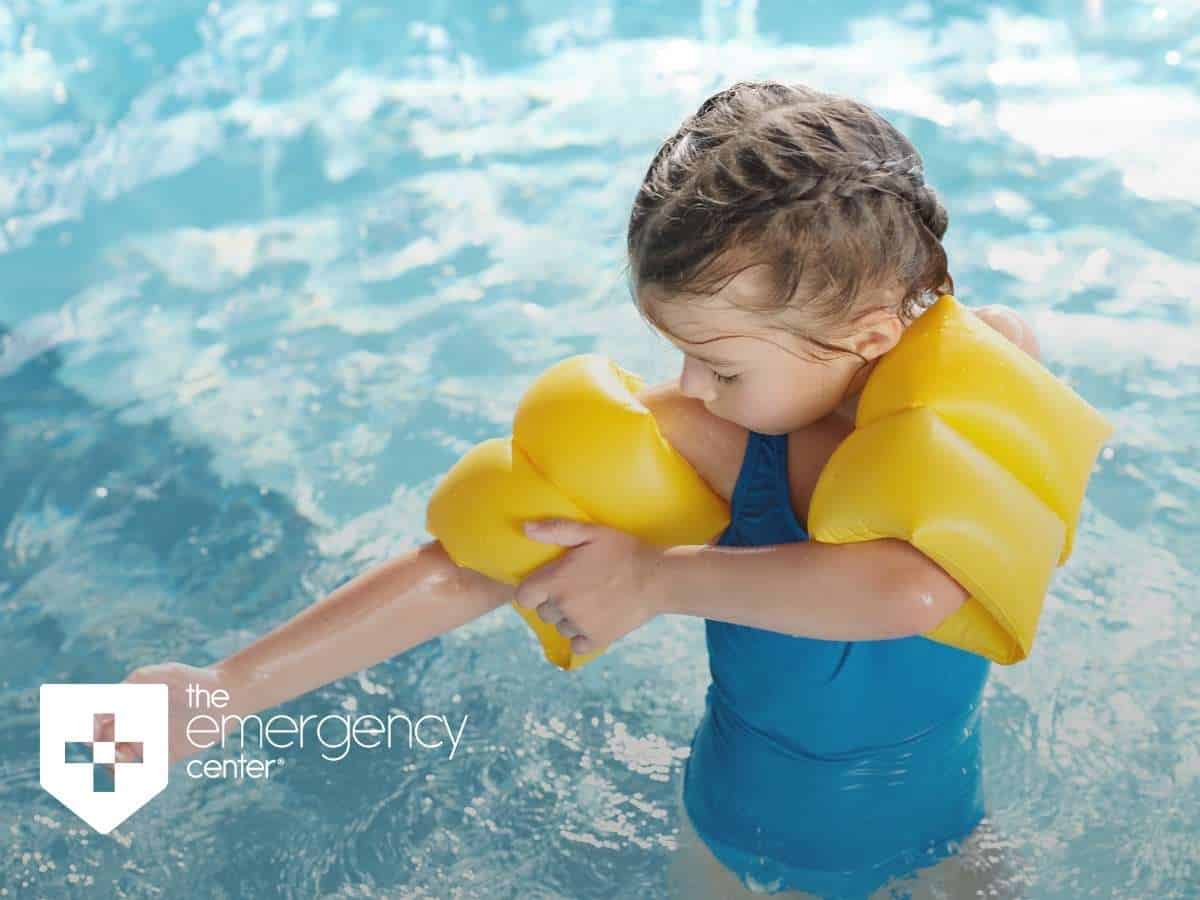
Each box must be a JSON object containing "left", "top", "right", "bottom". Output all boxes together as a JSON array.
[{"left": 682, "top": 429, "right": 992, "bottom": 899}]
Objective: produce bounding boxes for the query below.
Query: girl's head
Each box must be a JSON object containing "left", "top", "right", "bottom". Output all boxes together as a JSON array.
[{"left": 625, "top": 81, "right": 953, "bottom": 434}]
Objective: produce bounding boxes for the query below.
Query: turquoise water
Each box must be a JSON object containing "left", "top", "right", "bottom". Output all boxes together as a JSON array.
[{"left": 1, "top": 1, "right": 1197, "bottom": 897}]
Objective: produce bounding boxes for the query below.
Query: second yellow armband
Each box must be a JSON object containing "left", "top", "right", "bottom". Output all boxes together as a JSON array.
[{"left": 808, "top": 294, "right": 1114, "bottom": 664}]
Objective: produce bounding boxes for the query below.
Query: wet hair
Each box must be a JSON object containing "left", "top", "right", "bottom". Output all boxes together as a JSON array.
[{"left": 625, "top": 80, "right": 953, "bottom": 365}]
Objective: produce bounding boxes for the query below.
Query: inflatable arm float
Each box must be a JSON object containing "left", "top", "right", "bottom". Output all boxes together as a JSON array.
[
  {"left": 808, "top": 294, "right": 1114, "bottom": 664},
  {"left": 425, "top": 355, "right": 731, "bottom": 669}
]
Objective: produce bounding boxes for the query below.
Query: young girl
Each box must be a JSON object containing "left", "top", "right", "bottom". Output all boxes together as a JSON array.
[{"left": 121, "top": 82, "right": 1040, "bottom": 898}]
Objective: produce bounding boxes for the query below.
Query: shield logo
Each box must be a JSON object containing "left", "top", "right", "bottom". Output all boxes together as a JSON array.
[{"left": 40, "top": 683, "right": 169, "bottom": 834}]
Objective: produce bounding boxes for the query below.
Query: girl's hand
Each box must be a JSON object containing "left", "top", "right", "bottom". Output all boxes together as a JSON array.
[
  {"left": 100, "top": 662, "right": 235, "bottom": 766},
  {"left": 514, "top": 519, "right": 668, "bottom": 655}
]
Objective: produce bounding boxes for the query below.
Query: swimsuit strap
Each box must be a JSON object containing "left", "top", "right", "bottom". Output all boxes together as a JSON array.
[{"left": 729, "top": 430, "right": 794, "bottom": 521}]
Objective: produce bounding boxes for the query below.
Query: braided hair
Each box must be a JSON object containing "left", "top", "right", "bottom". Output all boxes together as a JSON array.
[{"left": 626, "top": 81, "right": 953, "bottom": 364}]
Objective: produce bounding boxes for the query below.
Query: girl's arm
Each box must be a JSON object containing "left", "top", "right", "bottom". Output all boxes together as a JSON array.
[
  {"left": 216, "top": 541, "right": 511, "bottom": 716},
  {"left": 632, "top": 396, "right": 961, "bottom": 640},
  {"left": 650, "top": 538, "right": 966, "bottom": 640},
  {"left": 122, "top": 541, "right": 512, "bottom": 764}
]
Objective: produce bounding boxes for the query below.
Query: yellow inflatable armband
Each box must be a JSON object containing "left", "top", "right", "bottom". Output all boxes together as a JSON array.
[
  {"left": 809, "top": 294, "right": 1114, "bottom": 664},
  {"left": 425, "top": 354, "right": 731, "bottom": 670}
]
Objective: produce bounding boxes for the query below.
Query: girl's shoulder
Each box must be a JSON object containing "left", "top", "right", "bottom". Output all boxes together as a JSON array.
[
  {"left": 636, "top": 378, "right": 748, "bottom": 504},
  {"left": 786, "top": 413, "right": 857, "bottom": 525},
  {"left": 972, "top": 304, "right": 1041, "bottom": 361},
  {"left": 637, "top": 378, "right": 853, "bottom": 522}
]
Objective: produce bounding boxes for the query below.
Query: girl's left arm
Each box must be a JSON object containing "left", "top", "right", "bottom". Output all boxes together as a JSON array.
[{"left": 650, "top": 538, "right": 967, "bottom": 640}]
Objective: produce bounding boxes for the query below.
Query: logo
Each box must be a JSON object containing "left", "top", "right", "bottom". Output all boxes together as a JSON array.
[{"left": 40, "top": 684, "right": 169, "bottom": 834}]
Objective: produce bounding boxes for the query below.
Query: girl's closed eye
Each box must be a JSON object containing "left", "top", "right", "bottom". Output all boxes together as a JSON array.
[{"left": 713, "top": 370, "right": 740, "bottom": 385}]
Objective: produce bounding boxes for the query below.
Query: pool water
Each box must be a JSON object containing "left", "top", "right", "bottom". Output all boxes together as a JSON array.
[{"left": 1, "top": 1, "right": 1197, "bottom": 897}]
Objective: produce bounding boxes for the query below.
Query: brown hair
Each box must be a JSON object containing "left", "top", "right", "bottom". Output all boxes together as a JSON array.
[{"left": 624, "top": 81, "right": 953, "bottom": 365}]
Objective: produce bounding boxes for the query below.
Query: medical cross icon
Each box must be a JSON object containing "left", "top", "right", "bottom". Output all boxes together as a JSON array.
[
  {"left": 63, "top": 712, "right": 144, "bottom": 793},
  {"left": 41, "top": 683, "right": 168, "bottom": 833}
]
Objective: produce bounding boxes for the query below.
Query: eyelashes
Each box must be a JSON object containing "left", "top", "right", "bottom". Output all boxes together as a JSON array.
[{"left": 713, "top": 371, "right": 740, "bottom": 385}]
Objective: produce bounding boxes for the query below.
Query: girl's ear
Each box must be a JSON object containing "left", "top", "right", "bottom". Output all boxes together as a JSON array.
[{"left": 846, "top": 308, "right": 905, "bottom": 361}]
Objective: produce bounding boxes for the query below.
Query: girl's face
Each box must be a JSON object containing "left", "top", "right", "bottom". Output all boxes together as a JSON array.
[{"left": 638, "top": 267, "right": 904, "bottom": 435}]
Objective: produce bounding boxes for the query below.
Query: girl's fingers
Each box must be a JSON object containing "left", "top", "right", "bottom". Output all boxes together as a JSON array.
[
  {"left": 534, "top": 598, "right": 592, "bottom": 645},
  {"left": 536, "top": 598, "right": 564, "bottom": 625},
  {"left": 556, "top": 619, "right": 581, "bottom": 639},
  {"left": 571, "top": 635, "right": 594, "bottom": 654}
]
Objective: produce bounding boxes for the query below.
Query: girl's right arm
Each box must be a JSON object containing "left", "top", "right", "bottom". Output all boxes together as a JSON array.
[
  {"left": 121, "top": 541, "right": 511, "bottom": 763},
  {"left": 219, "top": 540, "right": 510, "bottom": 713}
]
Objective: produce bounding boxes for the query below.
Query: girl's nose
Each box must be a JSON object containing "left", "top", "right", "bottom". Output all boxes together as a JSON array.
[{"left": 678, "top": 358, "right": 714, "bottom": 403}]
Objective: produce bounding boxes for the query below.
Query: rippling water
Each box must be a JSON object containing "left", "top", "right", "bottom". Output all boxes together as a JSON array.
[{"left": 0, "top": 1, "right": 1196, "bottom": 897}]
